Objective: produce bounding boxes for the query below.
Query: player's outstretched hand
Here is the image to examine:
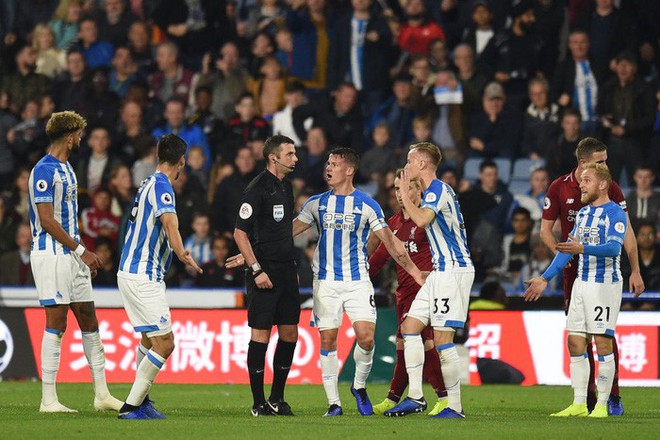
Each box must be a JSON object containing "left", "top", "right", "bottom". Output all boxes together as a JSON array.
[
  {"left": 555, "top": 234, "right": 584, "bottom": 255},
  {"left": 225, "top": 253, "right": 244, "bottom": 269},
  {"left": 523, "top": 277, "right": 548, "bottom": 302},
  {"left": 181, "top": 250, "right": 203, "bottom": 274},
  {"left": 81, "top": 249, "right": 103, "bottom": 271},
  {"left": 629, "top": 271, "right": 645, "bottom": 298},
  {"left": 255, "top": 271, "right": 273, "bottom": 289}
]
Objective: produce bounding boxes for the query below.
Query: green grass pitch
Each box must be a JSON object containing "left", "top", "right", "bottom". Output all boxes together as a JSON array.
[{"left": 1, "top": 383, "right": 660, "bottom": 439}]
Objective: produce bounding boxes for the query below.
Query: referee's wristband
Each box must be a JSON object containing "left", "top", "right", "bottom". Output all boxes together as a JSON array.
[
  {"left": 252, "top": 269, "right": 264, "bottom": 278},
  {"left": 74, "top": 244, "right": 86, "bottom": 256}
]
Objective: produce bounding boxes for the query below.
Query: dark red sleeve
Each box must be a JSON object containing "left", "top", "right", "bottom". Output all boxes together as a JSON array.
[
  {"left": 542, "top": 178, "right": 562, "bottom": 221},
  {"left": 368, "top": 242, "right": 391, "bottom": 279},
  {"left": 609, "top": 182, "right": 628, "bottom": 212}
]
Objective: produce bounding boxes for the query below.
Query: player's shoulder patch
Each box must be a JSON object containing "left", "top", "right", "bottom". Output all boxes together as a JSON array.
[
  {"left": 614, "top": 222, "right": 625, "bottom": 234},
  {"left": 543, "top": 196, "right": 551, "bottom": 210},
  {"left": 424, "top": 191, "right": 437, "bottom": 203},
  {"left": 618, "top": 200, "right": 627, "bottom": 210},
  {"left": 36, "top": 179, "right": 49, "bottom": 192},
  {"left": 160, "top": 192, "right": 173, "bottom": 205},
  {"left": 239, "top": 202, "right": 253, "bottom": 219}
]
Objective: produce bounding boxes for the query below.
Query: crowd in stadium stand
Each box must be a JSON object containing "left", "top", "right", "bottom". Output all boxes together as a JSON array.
[{"left": 0, "top": 0, "right": 658, "bottom": 299}]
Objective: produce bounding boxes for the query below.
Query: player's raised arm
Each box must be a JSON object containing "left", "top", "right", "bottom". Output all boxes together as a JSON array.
[
  {"left": 373, "top": 227, "right": 425, "bottom": 285},
  {"left": 161, "top": 212, "right": 202, "bottom": 273},
  {"left": 398, "top": 169, "right": 435, "bottom": 228},
  {"left": 36, "top": 203, "right": 102, "bottom": 270}
]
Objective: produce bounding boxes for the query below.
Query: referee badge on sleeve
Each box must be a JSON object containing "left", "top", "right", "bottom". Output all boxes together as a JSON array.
[
  {"left": 239, "top": 203, "right": 253, "bottom": 219},
  {"left": 273, "top": 204, "right": 284, "bottom": 222}
]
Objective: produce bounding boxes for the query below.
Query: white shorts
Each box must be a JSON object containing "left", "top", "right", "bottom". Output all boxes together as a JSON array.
[
  {"left": 312, "top": 279, "right": 377, "bottom": 330},
  {"left": 407, "top": 269, "right": 475, "bottom": 330},
  {"left": 31, "top": 253, "right": 93, "bottom": 306},
  {"left": 567, "top": 279, "right": 622, "bottom": 336},
  {"left": 118, "top": 273, "right": 172, "bottom": 337}
]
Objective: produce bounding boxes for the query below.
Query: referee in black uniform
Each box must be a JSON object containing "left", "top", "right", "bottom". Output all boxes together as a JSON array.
[{"left": 233, "top": 135, "right": 300, "bottom": 416}]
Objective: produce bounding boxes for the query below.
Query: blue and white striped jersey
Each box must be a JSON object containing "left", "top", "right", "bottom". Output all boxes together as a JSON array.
[
  {"left": 29, "top": 154, "right": 80, "bottom": 255},
  {"left": 119, "top": 172, "right": 176, "bottom": 282},
  {"left": 421, "top": 179, "right": 473, "bottom": 271},
  {"left": 573, "top": 60, "right": 598, "bottom": 122},
  {"left": 184, "top": 235, "right": 212, "bottom": 265},
  {"left": 297, "top": 189, "right": 387, "bottom": 281},
  {"left": 571, "top": 201, "right": 627, "bottom": 283}
]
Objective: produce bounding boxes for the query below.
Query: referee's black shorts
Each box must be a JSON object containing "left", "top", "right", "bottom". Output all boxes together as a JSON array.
[{"left": 245, "top": 260, "right": 300, "bottom": 329}]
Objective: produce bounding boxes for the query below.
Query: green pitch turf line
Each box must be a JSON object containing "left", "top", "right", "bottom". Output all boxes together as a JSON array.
[{"left": 1, "top": 383, "right": 659, "bottom": 439}]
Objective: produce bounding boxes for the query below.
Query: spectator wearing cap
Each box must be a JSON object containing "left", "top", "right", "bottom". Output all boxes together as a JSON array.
[
  {"left": 397, "top": 0, "right": 445, "bottom": 57},
  {"left": 367, "top": 73, "right": 416, "bottom": 148},
  {"left": 551, "top": 29, "right": 600, "bottom": 136},
  {"left": 468, "top": 82, "right": 522, "bottom": 160},
  {"left": 74, "top": 16, "right": 114, "bottom": 69},
  {"left": 293, "top": 82, "right": 364, "bottom": 152},
  {"left": 597, "top": 51, "right": 655, "bottom": 185},
  {"left": 489, "top": 0, "right": 542, "bottom": 108},
  {"left": 329, "top": 0, "right": 394, "bottom": 115},
  {"left": 522, "top": 78, "right": 560, "bottom": 159}
]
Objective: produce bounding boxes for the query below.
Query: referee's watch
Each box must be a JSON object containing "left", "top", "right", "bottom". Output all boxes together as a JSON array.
[{"left": 251, "top": 262, "right": 262, "bottom": 276}]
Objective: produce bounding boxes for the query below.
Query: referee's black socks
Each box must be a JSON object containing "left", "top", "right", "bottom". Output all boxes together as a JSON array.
[
  {"left": 269, "top": 339, "right": 297, "bottom": 402},
  {"left": 248, "top": 340, "right": 268, "bottom": 407}
]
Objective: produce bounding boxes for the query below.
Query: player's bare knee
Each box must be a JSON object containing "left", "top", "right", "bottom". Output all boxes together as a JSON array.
[
  {"left": 152, "top": 333, "right": 175, "bottom": 358},
  {"left": 594, "top": 335, "right": 613, "bottom": 355},
  {"left": 567, "top": 334, "right": 587, "bottom": 355},
  {"left": 319, "top": 330, "right": 338, "bottom": 351}
]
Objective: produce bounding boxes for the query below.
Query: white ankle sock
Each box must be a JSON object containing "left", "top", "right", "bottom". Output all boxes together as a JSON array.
[
  {"left": 438, "top": 343, "right": 461, "bottom": 412},
  {"left": 320, "top": 349, "right": 340, "bottom": 406},
  {"left": 596, "top": 352, "right": 615, "bottom": 407},
  {"left": 41, "top": 328, "right": 63, "bottom": 405},
  {"left": 570, "top": 353, "right": 589, "bottom": 405},
  {"left": 403, "top": 334, "right": 424, "bottom": 400},
  {"left": 82, "top": 330, "right": 111, "bottom": 399},
  {"left": 126, "top": 349, "right": 166, "bottom": 406},
  {"left": 352, "top": 344, "right": 374, "bottom": 389}
]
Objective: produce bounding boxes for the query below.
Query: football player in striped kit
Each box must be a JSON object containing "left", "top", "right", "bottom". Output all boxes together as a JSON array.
[
  {"left": 385, "top": 142, "right": 474, "bottom": 419},
  {"left": 525, "top": 163, "right": 627, "bottom": 418},
  {"left": 295, "top": 148, "right": 427, "bottom": 417},
  {"left": 117, "top": 134, "right": 202, "bottom": 419},
  {"left": 29, "top": 111, "right": 122, "bottom": 413}
]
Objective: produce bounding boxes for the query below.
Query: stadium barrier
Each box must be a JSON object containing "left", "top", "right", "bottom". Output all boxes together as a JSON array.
[{"left": 1, "top": 288, "right": 659, "bottom": 386}]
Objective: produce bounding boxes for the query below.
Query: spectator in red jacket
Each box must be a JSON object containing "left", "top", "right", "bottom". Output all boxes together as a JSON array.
[
  {"left": 397, "top": 0, "right": 445, "bottom": 57},
  {"left": 81, "top": 187, "right": 121, "bottom": 251}
]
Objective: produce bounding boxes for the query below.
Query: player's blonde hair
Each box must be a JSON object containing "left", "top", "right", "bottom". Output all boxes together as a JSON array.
[
  {"left": 582, "top": 162, "right": 612, "bottom": 186},
  {"left": 409, "top": 142, "right": 442, "bottom": 168},
  {"left": 46, "top": 111, "right": 87, "bottom": 142},
  {"left": 395, "top": 168, "right": 421, "bottom": 189}
]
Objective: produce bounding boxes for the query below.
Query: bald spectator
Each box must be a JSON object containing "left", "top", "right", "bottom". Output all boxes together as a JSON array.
[
  {"left": 149, "top": 41, "right": 198, "bottom": 105},
  {"left": 551, "top": 29, "right": 600, "bottom": 135},
  {"left": 0, "top": 223, "right": 35, "bottom": 286},
  {"left": 1, "top": 44, "right": 50, "bottom": 115},
  {"left": 522, "top": 78, "right": 560, "bottom": 159},
  {"left": 197, "top": 42, "right": 248, "bottom": 121}
]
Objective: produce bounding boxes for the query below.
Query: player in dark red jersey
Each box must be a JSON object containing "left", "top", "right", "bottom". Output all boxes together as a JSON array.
[
  {"left": 541, "top": 137, "right": 645, "bottom": 416},
  {"left": 368, "top": 169, "right": 447, "bottom": 416}
]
